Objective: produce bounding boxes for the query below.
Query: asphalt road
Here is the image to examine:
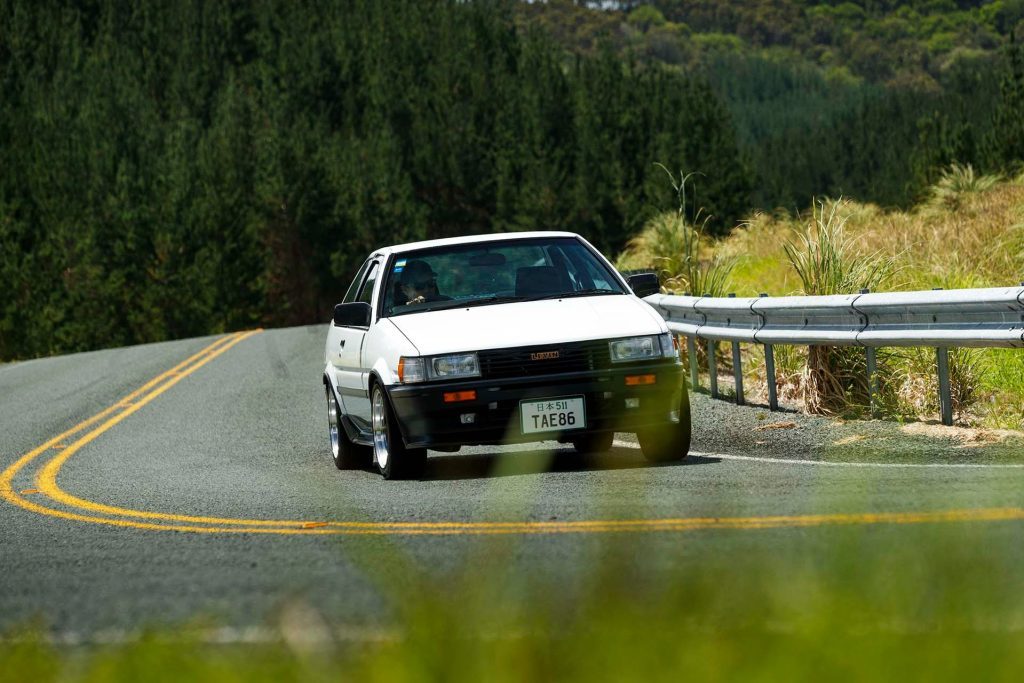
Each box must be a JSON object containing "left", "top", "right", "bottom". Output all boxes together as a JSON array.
[{"left": 2, "top": 326, "right": 1024, "bottom": 637}]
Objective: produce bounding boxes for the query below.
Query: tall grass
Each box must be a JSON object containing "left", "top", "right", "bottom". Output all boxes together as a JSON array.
[
  {"left": 712, "top": 174, "right": 1024, "bottom": 425},
  {"left": 783, "top": 198, "right": 896, "bottom": 415},
  {"left": 783, "top": 198, "right": 895, "bottom": 297},
  {"left": 616, "top": 167, "right": 735, "bottom": 298},
  {"left": 928, "top": 163, "right": 1001, "bottom": 210},
  {"left": 615, "top": 169, "right": 741, "bottom": 386}
]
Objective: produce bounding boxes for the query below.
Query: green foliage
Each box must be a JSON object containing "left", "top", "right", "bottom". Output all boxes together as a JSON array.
[
  {"left": 5, "top": 0, "right": 1024, "bottom": 361},
  {"left": 626, "top": 5, "right": 666, "bottom": 31},
  {"left": 4, "top": 527, "right": 1024, "bottom": 680},
  {"left": 524, "top": 2, "right": 1012, "bottom": 211},
  {"left": 928, "top": 163, "right": 1001, "bottom": 209},
  {"left": 784, "top": 198, "right": 894, "bottom": 297},
  {"left": 0, "top": 0, "right": 751, "bottom": 360},
  {"left": 985, "top": 38, "right": 1024, "bottom": 173},
  {"left": 616, "top": 167, "right": 735, "bottom": 296}
]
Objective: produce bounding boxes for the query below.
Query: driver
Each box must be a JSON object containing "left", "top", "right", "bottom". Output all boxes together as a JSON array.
[{"left": 400, "top": 260, "right": 451, "bottom": 305}]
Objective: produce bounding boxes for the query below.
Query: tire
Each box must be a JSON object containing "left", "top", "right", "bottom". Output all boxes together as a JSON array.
[
  {"left": 637, "top": 386, "right": 691, "bottom": 463},
  {"left": 371, "top": 383, "right": 426, "bottom": 480},
  {"left": 326, "top": 385, "right": 369, "bottom": 470},
  {"left": 571, "top": 431, "right": 614, "bottom": 454}
]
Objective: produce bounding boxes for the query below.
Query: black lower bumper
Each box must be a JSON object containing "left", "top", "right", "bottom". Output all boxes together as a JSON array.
[{"left": 386, "top": 362, "right": 686, "bottom": 449}]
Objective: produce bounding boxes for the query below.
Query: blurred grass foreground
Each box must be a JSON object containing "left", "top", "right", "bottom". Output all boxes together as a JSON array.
[{"left": 4, "top": 523, "right": 1023, "bottom": 681}]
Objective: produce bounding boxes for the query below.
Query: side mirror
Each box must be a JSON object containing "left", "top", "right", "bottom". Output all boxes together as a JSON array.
[
  {"left": 626, "top": 272, "right": 660, "bottom": 298},
  {"left": 333, "top": 302, "right": 372, "bottom": 328}
]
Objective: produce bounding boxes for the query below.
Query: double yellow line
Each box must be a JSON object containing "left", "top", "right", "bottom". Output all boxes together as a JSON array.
[{"left": 3, "top": 331, "right": 1024, "bottom": 536}]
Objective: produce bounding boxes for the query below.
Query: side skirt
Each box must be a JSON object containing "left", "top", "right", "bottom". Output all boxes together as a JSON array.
[{"left": 327, "top": 380, "right": 374, "bottom": 447}]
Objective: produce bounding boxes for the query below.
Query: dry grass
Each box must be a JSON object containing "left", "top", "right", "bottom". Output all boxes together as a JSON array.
[
  {"left": 725, "top": 178, "right": 1024, "bottom": 295},
  {"left": 621, "top": 172, "right": 1024, "bottom": 425}
]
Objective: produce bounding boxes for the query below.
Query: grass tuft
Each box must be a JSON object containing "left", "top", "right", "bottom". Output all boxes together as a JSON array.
[
  {"left": 617, "top": 166, "right": 735, "bottom": 298},
  {"left": 928, "top": 163, "right": 1001, "bottom": 210},
  {"left": 783, "top": 198, "right": 896, "bottom": 415}
]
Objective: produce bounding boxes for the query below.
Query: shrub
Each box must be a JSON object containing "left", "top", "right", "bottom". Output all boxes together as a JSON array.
[
  {"left": 784, "top": 198, "right": 896, "bottom": 415},
  {"left": 928, "top": 163, "right": 1000, "bottom": 210}
]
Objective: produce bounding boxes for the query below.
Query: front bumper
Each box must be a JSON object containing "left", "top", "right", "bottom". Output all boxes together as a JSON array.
[{"left": 386, "top": 361, "right": 685, "bottom": 449}]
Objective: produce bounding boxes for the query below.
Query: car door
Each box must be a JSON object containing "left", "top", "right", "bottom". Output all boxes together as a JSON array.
[{"left": 333, "top": 259, "right": 380, "bottom": 428}]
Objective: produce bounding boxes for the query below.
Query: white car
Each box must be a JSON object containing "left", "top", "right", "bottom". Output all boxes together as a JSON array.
[{"left": 323, "top": 231, "right": 690, "bottom": 479}]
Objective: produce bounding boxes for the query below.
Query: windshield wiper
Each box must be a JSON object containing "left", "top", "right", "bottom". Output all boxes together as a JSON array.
[
  {"left": 525, "top": 289, "right": 624, "bottom": 302},
  {"left": 457, "top": 295, "right": 524, "bottom": 308},
  {"left": 390, "top": 295, "right": 522, "bottom": 316}
]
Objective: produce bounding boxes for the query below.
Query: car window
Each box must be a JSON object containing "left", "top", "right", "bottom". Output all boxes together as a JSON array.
[
  {"left": 356, "top": 261, "right": 379, "bottom": 305},
  {"left": 342, "top": 259, "right": 372, "bottom": 304},
  {"left": 381, "top": 237, "right": 625, "bottom": 317},
  {"left": 551, "top": 242, "right": 618, "bottom": 292}
]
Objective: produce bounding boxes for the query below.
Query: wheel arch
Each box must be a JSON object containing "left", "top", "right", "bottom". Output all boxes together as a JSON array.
[{"left": 367, "top": 371, "right": 413, "bottom": 446}]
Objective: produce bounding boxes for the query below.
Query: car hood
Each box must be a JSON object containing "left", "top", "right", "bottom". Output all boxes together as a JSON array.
[{"left": 388, "top": 295, "right": 667, "bottom": 356}]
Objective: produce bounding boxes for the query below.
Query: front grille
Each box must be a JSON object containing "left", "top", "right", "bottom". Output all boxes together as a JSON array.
[{"left": 478, "top": 340, "right": 612, "bottom": 379}]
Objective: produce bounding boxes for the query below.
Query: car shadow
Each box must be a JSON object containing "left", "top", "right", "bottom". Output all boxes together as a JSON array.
[{"left": 421, "top": 445, "right": 720, "bottom": 481}]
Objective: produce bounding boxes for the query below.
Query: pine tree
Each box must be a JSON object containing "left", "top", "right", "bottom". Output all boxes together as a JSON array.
[{"left": 985, "top": 38, "right": 1024, "bottom": 173}]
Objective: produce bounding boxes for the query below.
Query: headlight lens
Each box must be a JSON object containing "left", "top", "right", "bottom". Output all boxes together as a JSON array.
[
  {"left": 429, "top": 353, "right": 480, "bottom": 379},
  {"left": 609, "top": 335, "right": 660, "bottom": 362},
  {"left": 398, "top": 353, "right": 481, "bottom": 383}
]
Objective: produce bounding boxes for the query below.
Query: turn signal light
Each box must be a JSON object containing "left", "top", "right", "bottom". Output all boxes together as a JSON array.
[
  {"left": 443, "top": 390, "right": 477, "bottom": 403},
  {"left": 625, "top": 374, "right": 656, "bottom": 386}
]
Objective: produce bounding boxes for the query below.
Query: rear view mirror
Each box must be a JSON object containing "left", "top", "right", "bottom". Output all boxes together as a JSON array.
[
  {"left": 626, "top": 272, "right": 661, "bottom": 298},
  {"left": 333, "top": 302, "right": 372, "bottom": 328}
]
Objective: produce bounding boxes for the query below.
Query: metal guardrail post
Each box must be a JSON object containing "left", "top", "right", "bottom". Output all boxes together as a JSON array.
[
  {"left": 760, "top": 294, "right": 778, "bottom": 411},
  {"left": 703, "top": 292, "right": 719, "bottom": 398},
  {"left": 732, "top": 340, "right": 744, "bottom": 405},
  {"left": 865, "top": 347, "right": 879, "bottom": 418},
  {"left": 681, "top": 291, "right": 700, "bottom": 392},
  {"left": 860, "top": 288, "right": 879, "bottom": 418},
  {"left": 686, "top": 336, "right": 699, "bottom": 391},
  {"left": 937, "top": 347, "right": 953, "bottom": 426},
  {"left": 764, "top": 345, "right": 778, "bottom": 411},
  {"left": 727, "top": 293, "right": 744, "bottom": 405},
  {"left": 708, "top": 341, "right": 719, "bottom": 399},
  {"left": 930, "top": 288, "right": 953, "bottom": 426}
]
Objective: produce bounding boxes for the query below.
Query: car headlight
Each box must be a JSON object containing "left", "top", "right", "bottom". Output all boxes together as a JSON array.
[
  {"left": 398, "top": 353, "right": 481, "bottom": 383},
  {"left": 429, "top": 353, "right": 480, "bottom": 379},
  {"left": 610, "top": 334, "right": 676, "bottom": 362}
]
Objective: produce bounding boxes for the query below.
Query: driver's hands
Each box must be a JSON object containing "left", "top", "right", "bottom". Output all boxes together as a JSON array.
[{"left": 406, "top": 295, "right": 426, "bottom": 305}]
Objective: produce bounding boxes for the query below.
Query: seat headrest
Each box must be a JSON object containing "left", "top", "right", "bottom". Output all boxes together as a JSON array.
[{"left": 516, "top": 266, "right": 564, "bottom": 297}]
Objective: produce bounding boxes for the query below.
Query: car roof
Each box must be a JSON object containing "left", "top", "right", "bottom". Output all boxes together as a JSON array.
[{"left": 370, "top": 231, "right": 583, "bottom": 258}]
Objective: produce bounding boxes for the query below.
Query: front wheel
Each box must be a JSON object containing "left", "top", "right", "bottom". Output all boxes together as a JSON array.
[
  {"left": 371, "top": 383, "right": 426, "bottom": 480},
  {"left": 637, "top": 387, "right": 691, "bottom": 463},
  {"left": 326, "top": 385, "right": 369, "bottom": 470}
]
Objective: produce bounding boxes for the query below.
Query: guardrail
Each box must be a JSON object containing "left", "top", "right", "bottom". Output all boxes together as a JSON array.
[{"left": 644, "top": 286, "right": 1024, "bottom": 425}]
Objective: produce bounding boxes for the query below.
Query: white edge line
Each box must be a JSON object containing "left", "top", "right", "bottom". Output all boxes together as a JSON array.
[{"left": 611, "top": 440, "right": 1024, "bottom": 469}]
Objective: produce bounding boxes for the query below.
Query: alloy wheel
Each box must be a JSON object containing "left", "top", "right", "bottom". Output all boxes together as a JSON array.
[
  {"left": 372, "top": 386, "right": 390, "bottom": 471},
  {"left": 326, "top": 386, "right": 340, "bottom": 462}
]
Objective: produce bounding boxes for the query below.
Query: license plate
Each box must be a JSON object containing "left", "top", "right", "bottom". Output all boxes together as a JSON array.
[{"left": 520, "top": 396, "right": 586, "bottom": 434}]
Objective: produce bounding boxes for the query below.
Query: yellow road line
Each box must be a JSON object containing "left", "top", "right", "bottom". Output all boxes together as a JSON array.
[
  {"left": 35, "top": 330, "right": 262, "bottom": 520},
  {"left": 3, "top": 329, "right": 1024, "bottom": 536},
  {"left": 1, "top": 334, "right": 243, "bottom": 513},
  {"left": 5, "top": 489, "right": 1024, "bottom": 536}
]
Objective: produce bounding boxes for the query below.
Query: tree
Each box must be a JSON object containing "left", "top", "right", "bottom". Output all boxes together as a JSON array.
[{"left": 984, "top": 37, "right": 1024, "bottom": 172}]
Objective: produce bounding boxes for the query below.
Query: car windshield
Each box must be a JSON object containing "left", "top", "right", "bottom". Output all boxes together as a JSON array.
[{"left": 381, "top": 236, "right": 626, "bottom": 317}]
